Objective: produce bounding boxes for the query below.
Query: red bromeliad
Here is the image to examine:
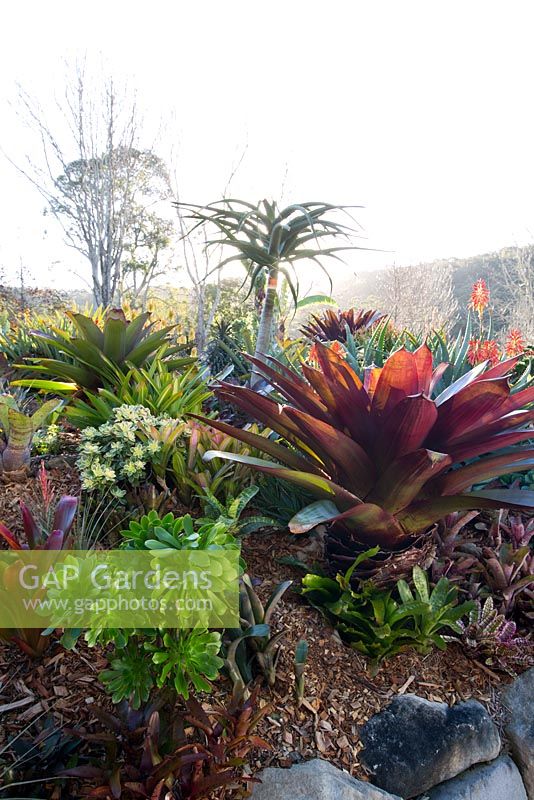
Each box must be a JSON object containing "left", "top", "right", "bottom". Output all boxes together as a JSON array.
[
  {"left": 301, "top": 307, "right": 385, "bottom": 344},
  {"left": 193, "top": 344, "right": 534, "bottom": 559}
]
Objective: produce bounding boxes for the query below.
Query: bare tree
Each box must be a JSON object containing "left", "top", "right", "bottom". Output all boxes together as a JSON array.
[
  {"left": 378, "top": 261, "right": 458, "bottom": 335},
  {"left": 172, "top": 146, "right": 249, "bottom": 353},
  {"left": 9, "top": 64, "right": 172, "bottom": 306},
  {"left": 497, "top": 245, "right": 534, "bottom": 340}
]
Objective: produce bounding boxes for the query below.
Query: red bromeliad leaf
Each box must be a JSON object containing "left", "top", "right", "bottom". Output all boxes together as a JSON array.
[
  {"left": 188, "top": 414, "right": 322, "bottom": 474},
  {"left": 413, "top": 344, "right": 434, "bottom": 393},
  {"left": 366, "top": 449, "right": 452, "bottom": 514},
  {"left": 203, "top": 451, "right": 360, "bottom": 508},
  {"left": 43, "top": 530, "right": 65, "bottom": 550},
  {"left": 474, "top": 355, "right": 521, "bottom": 381},
  {"left": 246, "top": 354, "right": 329, "bottom": 420},
  {"left": 52, "top": 496, "right": 78, "bottom": 536},
  {"left": 0, "top": 522, "right": 22, "bottom": 549},
  {"left": 432, "top": 449, "right": 534, "bottom": 495},
  {"left": 434, "top": 361, "right": 489, "bottom": 406},
  {"left": 20, "top": 501, "right": 40, "bottom": 548},
  {"left": 429, "top": 380, "right": 510, "bottom": 445},
  {"left": 450, "top": 427, "right": 534, "bottom": 462},
  {"left": 283, "top": 407, "right": 376, "bottom": 496},
  {"left": 397, "top": 490, "right": 534, "bottom": 533},
  {"left": 302, "top": 366, "right": 373, "bottom": 446},
  {"left": 326, "top": 502, "right": 408, "bottom": 548},
  {"left": 371, "top": 348, "right": 420, "bottom": 415},
  {"left": 216, "top": 387, "right": 310, "bottom": 444},
  {"left": 374, "top": 395, "right": 438, "bottom": 467}
]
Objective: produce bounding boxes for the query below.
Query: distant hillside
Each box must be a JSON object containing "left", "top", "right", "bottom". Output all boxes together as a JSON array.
[{"left": 330, "top": 245, "right": 531, "bottom": 333}]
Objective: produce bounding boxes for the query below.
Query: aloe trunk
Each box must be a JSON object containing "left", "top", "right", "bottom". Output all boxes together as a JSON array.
[
  {"left": 0, "top": 399, "right": 61, "bottom": 477},
  {"left": 0, "top": 410, "right": 33, "bottom": 472},
  {"left": 251, "top": 267, "right": 279, "bottom": 389}
]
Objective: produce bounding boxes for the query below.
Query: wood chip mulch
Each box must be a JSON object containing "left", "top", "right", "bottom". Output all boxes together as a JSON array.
[{"left": 0, "top": 468, "right": 528, "bottom": 795}]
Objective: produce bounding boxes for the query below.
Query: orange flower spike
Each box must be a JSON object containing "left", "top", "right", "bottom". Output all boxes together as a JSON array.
[
  {"left": 479, "top": 339, "right": 501, "bottom": 366},
  {"left": 505, "top": 328, "right": 525, "bottom": 357},
  {"left": 467, "top": 338, "right": 481, "bottom": 366},
  {"left": 308, "top": 343, "right": 319, "bottom": 367},
  {"left": 469, "top": 278, "right": 490, "bottom": 317},
  {"left": 329, "top": 341, "right": 346, "bottom": 359}
]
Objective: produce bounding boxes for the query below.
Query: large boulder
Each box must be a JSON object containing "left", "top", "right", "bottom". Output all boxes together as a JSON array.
[
  {"left": 359, "top": 694, "right": 501, "bottom": 798},
  {"left": 250, "top": 758, "right": 402, "bottom": 800},
  {"left": 501, "top": 668, "right": 534, "bottom": 800},
  {"left": 426, "top": 754, "right": 527, "bottom": 799}
]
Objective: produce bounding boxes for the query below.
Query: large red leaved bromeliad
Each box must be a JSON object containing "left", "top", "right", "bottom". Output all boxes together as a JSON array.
[{"left": 193, "top": 344, "right": 534, "bottom": 557}]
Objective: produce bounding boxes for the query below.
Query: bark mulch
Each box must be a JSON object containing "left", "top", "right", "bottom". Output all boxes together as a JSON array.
[{"left": 0, "top": 469, "right": 527, "bottom": 796}]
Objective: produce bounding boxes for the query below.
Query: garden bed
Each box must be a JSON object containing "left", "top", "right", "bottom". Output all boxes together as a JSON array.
[{"left": 0, "top": 466, "right": 523, "bottom": 795}]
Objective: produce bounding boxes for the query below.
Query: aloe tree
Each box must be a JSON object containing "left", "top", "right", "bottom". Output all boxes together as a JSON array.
[{"left": 176, "top": 199, "right": 361, "bottom": 386}]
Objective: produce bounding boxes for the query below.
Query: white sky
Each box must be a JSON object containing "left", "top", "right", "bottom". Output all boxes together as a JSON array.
[{"left": 1, "top": 0, "right": 534, "bottom": 292}]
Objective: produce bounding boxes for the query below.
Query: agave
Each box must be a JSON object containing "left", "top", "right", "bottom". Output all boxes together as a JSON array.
[
  {"left": 301, "top": 307, "right": 385, "bottom": 343},
  {"left": 196, "top": 343, "right": 534, "bottom": 570},
  {"left": 13, "top": 308, "right": 189, "bottom": 393}
]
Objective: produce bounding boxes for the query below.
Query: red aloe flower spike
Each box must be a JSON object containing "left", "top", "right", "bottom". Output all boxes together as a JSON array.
[
  {"left": 505, "top": 329, "right": 525, "bottom": 357},
  {"left": 469, "top": 278, "right": 490, "bottom": 317}
]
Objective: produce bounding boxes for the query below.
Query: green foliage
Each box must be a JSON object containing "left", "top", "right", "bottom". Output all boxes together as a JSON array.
[
  {"left": 169, "top": 419, "right": 270, "bottom": 506},
  {"left": 225, "top": 574, "right": 292, "bottom": 694},
  {"left": 119, "top": 509, "right": 239, "bottom": 554},
  {"left": 204, "top": 318, "right": 252, "bottom": 380},
  {"left": 13, "top": 308, "right": 189, "bottom": 393},
  {"left": 147, "top": 629, "right": 223, "bottom": 698},
  {"left": 66, "top": 359, "right": 210, "bottom": 429},
  {"left": 32, "top": 422, "right": 61, "bottom": 454},
  {"left": 100, "top": 630, "right": 223, "bottom": 706},
  {"left": 301, "top": 552, "right": 474, "bottom": 667},
  {"left": 0, "top": 716, "right": 79, "bottom": 799},
  {"left": 255, "top": 474, "right": 316, "bottom": 527},
  {"left": 100, "top": 642, "right": 155, "bottom": 708},
  {"left": 198, "top": 485, "right": 279, "bottom": 535}
]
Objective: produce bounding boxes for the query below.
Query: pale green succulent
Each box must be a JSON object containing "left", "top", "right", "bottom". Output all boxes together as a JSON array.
[{"left": 0, "top": 395, "right": 62, "bottom": 477}]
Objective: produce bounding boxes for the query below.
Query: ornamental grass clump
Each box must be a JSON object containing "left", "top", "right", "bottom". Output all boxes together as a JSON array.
[{"left": 195, "top": 343, "right": 534, "bottom": 571}]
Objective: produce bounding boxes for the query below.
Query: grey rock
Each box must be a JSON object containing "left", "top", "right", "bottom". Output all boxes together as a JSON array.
[
  {"left": 502, "top": 668, "right": 534, "bottom": 800},
  {"left": 250, "top": 758, "right": 402, "bottom": 799},
  {"left": 426, "top": 755, "right": 527, "bottom": 799},
  {"left": 359, "top": 694, "right": 501, "bottom": 798}
]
